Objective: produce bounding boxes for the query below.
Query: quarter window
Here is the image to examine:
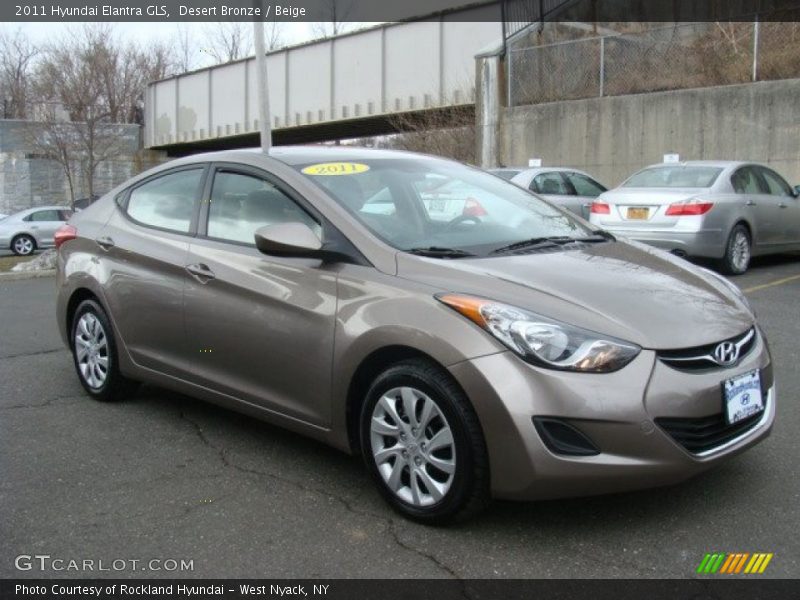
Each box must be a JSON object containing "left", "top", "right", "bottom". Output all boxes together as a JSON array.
[
  {"left": 207, "top": 171, "right": 320, "bottom": 245},
  {"left": 126, "top": 169, "right": 203, "bottom": 233}
]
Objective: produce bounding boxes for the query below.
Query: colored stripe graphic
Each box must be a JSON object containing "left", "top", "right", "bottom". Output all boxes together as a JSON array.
[{"left": 697, "top": 553, "right": 773, "bottom": 574}]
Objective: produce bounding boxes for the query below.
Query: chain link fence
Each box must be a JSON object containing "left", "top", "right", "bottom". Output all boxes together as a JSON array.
[{"left": 508, "top": 17, "right": 800, "bottom": 107}]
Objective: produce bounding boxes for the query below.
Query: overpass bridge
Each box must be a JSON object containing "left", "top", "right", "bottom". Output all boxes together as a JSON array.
[{"left": 144, "top": 4, "right": 503, "bottom": 154}]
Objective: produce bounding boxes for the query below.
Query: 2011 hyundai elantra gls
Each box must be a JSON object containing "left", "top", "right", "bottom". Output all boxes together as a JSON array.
[{"left": 55, "top": 147, "right": 774, "bottom": 523}]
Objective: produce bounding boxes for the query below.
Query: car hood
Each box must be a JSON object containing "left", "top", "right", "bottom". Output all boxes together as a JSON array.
[
  {"left": 600, "top": 187, "right": 710, "bottom": 205},
  {"left": 395, "top": 240, "right": 753, "bottom": 349}
]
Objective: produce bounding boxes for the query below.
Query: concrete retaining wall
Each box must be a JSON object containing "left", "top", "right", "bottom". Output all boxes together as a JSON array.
[{"left": 495, "top": 78, "right": 800, "bottom": 188}]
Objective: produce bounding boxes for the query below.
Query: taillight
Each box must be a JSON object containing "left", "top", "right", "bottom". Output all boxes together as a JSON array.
[
  {"left": 463, "top": 197, "right": 488, "bottom": 217},
  {"left": 665, "top": 202, "right": 714, "bottom": 216},
  {"left": 54, "top": 224, "right": 77, "bottom": 249},
  {"left": 591, "top": 201, "right": 610, "bottom": 214}
]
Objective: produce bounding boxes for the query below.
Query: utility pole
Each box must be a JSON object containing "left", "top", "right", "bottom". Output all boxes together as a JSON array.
[{"left": 253, "top": 1, "right": 272, "bottom": 152}]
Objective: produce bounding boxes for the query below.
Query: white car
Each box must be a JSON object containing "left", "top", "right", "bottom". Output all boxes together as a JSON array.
[
  {"left": 0, "top": 206, "right": 73, "bottom": 255},
  {"left": 510, "top": 168, "right": 608, "bottom": 219}
]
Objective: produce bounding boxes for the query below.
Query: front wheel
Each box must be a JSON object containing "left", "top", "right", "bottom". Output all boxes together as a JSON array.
[
  {"left": 720, "top": 224, "right": 751, "bottom": 275},
  {"left": 71, "top": 299, "right": 138, "bottom": 402},
  {"left": 11, "top": 234, "right": 36, "bottom": 256},
  {"left": 360, "top": 359, "right": 490, "bottom": 524}
]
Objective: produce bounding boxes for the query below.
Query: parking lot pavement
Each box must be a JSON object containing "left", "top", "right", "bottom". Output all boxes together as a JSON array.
[{"left": 1, "top": 256, "right": 799, "bottom": 580}]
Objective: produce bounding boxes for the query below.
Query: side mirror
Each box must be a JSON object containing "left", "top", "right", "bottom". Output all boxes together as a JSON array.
[{"left": 254, "top": 222, "right": 322, "bottom": 258}]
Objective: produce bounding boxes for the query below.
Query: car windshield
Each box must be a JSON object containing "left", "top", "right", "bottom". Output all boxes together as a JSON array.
[
  {"left": 294, "top": 157, "right": 595, "bottom": 256},
  {"left": 623, "top": 166, "right": 723, "bottom": 188}
]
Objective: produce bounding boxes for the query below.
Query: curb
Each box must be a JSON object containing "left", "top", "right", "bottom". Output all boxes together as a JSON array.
[{"left": 0, "top": 269, "right": 56, "bottom": 281}]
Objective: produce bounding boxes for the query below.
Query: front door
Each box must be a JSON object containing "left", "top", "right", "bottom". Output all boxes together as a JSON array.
[{"left": 183, "top": 166, "right": 338, "bottom": 427}]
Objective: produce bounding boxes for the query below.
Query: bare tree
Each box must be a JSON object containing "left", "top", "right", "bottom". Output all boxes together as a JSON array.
[
  {"left": 29, "top": 25, "right": 137, "bottom": 202},
  {"left": 388, "top": 106, "right": 477, "bottom": 164},
  {"left": 203, "top": 22, "right": 252, "bottom": 63},
  {"left": 0, "top": 27, "right": 39, "bottom": 119},
  {"left": 311, "top": 0, "right": 355, "bottom": 38},
  {"left": 173, "top": 23, "right": 199, "bottom": 73}
]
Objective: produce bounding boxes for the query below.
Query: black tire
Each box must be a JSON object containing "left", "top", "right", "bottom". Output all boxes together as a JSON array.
[
  {"left": 719, "top": 224, "right": 751, "bottom": 275},
  {"left": 70, "top": 299, "right": 138, "bottom": 402},
  {"left": 359, "top": 358, "right": 490, "bottom": 524},
  {"left": 11, "top": 234, "right": 36, "bottom": 256}
]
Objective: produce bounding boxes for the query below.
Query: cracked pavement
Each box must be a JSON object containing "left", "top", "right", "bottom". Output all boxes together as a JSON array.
[{"left": 1, "top": 258, "right": 799, "bottom": 579}]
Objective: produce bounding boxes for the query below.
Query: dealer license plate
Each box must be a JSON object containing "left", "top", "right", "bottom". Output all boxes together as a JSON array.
[
  {"left": 723, "top": 370, "right": 764, "bottom": 425},
  {"left": 626, "top": 207, "right": 649, "bottom": 220}
]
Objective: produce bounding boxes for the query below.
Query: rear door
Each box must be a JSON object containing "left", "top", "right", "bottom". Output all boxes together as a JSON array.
[
  {"left": 529, "top": 171, "right": 584, "bottom": 216},
  {"left": 183, "top": 164, "right": 338, "bottom": 427},
  {"left": 100, "top": 165, "right": 206, "bottom": 377},
  {"left": 26, "top": 209, "right": 65, "bottom": 246},
  {"left": 731, "top": 166, "right": 780, "bottom": 246},
  {"left": 758, "top": 166, "right": 800, "bottom": 245}
]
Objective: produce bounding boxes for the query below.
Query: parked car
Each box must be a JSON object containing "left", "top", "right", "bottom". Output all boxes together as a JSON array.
[
  {"left": 510, "top": 168, "right": 608, "bottom": 219},
  {"left": 488, "top": 168, "right": 524, "bottom": 180},
  {"left": 56, "top": 148, "right": 773, "bottom": 523},
  {"left": 590, "top": 161, "right": 800, "bottom": 274},
  {"left": 0, "top": 205, "right": 73, "bottom": 255}
]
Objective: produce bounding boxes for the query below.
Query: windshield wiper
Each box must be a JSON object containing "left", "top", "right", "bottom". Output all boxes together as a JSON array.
[
  {"left": 490, "top": 235, "right": 609, "bottom": 255},
  {"left": 407, "top": 246, "right": 476, "bottom": 259}
]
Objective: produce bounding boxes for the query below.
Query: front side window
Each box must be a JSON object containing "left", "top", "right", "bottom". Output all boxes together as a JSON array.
[
  {"left": 532, "top": 172, "right": 572, "bottom": 195},
  {"left": 207, "top": 170, "right": 320, "bottom": 245},
  {"left": 623, "top": 166, "right": 723, "bottom": 188},
  {"left": 566, "top": 173, "right": 606, "bottom": 197},
  {"left": 126, "top": 168, "right": 203, "bottom": 233},
  {"left": 294, "top": 157, "right": 593, "bottom": 256},
  {"left": 758, "top": 168, "right": 793, "bottom": 196}
]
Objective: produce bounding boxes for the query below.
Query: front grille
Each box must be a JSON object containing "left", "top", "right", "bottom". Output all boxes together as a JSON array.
[
  {"left": 655, "top": 407, "right": 765, "bottom": 455},
  {"left": 658, "top": 328, "right": 756, "bottom": 372}
]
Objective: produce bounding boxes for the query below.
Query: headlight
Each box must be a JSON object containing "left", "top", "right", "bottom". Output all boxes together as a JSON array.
[{"left": 436, "top": 294, "right": 640, "bottom": 372}]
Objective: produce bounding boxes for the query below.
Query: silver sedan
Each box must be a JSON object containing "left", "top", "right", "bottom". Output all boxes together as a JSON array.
[
  {"left": 510, "top": 168, "right": 608, "bottom": 219},
  {"left": 590, "top": 161, "right": 800, "bottom": 274},
  {"left": 0, "top": 206, "right": 73, "bottom": 256}
]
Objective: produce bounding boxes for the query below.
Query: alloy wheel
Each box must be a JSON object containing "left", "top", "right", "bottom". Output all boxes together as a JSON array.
[
  {"left": 370, "top": 386, "right": 456, "bottom": 507},
  {"left": 731, "top": 230, "right": 750, "bottom": 273},
  {"left": 13, "top": 236, "right": 34, "bottom": 256},
  {"left": 74, "top": 312, "right": 109, "bottom": 389}
]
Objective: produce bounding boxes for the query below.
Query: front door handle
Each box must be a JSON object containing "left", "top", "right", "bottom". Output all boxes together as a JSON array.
[
  {"left": 186, "top": 263, "right": 216, "bottom": 281},
  {"left": 96, "top": 236, "right": 115, "bottom": 250}
]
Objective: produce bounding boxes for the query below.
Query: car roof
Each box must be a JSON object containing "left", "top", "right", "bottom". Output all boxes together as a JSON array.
[
  {"left": 640, "top": 160, "right": 754, "bottom": 170},
  {"left": 167, "top": 145, "right": 442, "bottom": 168}
]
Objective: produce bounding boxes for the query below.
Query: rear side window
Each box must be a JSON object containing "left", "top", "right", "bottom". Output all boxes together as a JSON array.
[
  {"left": 126, "top": 169, "right": 203, "bottom": 233},
  {"left": 532, "top": 172, "right": 572, "bottom": 195},
  {"left": 206, "top": 170, "right": 320, "bottom": 244},
  {"left": 731, "top": 167, "right": 763, "bottom": 195},
  {"left": 27, "top": 210, "right": 61, "bottom": 222},
  {"left": 566, "top": 173, "right": 606, "bottom": 197}
]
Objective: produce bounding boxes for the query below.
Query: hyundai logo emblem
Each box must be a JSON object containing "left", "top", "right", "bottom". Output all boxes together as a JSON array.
[{"left": 713, "top": 341, "right": 739, "bottom": 366}]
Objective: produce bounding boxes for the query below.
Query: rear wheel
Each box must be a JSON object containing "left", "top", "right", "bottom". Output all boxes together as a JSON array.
[
  {"left": 720, "top": 224, "right": 751, "bottom": 275},
  {"left": 71, "top": 299, "right": 138, "bottom": 402},
  {"left": 360, "top": 359, "right": 490, "bottom": 524},
  {"left": 11, "top": 234, "right": 35, "bottom": 256}
]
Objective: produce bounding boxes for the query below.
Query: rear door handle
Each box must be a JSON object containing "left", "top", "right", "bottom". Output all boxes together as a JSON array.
[
  {"left": 185, "top": 263, "right": 216, "bottom": 281},
  {"left": 96, "top": 236, "right": 115, "bottom": 250}
]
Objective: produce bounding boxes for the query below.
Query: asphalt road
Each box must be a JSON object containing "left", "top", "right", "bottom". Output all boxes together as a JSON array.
[{"left": 1, "top": 255, "right": 799, "bottom": 579}]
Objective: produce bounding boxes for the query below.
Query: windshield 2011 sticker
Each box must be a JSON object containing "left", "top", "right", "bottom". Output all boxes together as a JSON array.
[{"left": 301, "top": 162, "right": 370, "bottom": 176}]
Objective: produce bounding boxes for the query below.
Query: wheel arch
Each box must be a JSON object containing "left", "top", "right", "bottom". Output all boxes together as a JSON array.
[{"left": 345, "top": 345, "right": 471, "bottom": 455}]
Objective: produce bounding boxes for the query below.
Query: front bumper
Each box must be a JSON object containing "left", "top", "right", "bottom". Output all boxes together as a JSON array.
[
  {"left": 449, "top": 331, "right": 773, "bottom": 500},
  {"left": 602, "top": 228, "right": 725, "bottom": 259}
]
